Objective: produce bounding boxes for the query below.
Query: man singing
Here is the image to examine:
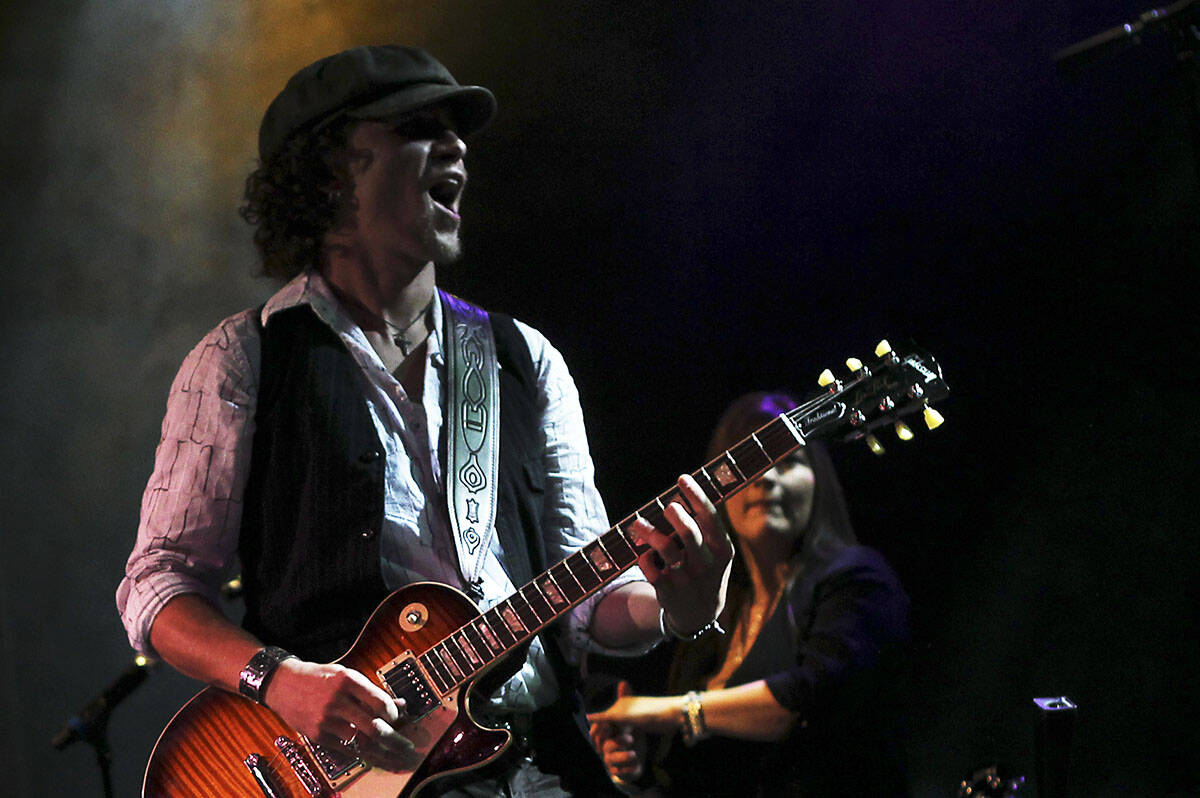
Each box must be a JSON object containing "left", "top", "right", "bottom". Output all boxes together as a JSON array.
[{"left": 118, "top": 45, "right": 731, "bottom": 796}]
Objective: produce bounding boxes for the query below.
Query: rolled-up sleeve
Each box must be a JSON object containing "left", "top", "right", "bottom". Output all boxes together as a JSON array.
[
  {"left": 115, "top": 312, "right": 261, "bottom": 656},
  {"left": 514, "top": 320, "right": 653, "bottom": 661}
]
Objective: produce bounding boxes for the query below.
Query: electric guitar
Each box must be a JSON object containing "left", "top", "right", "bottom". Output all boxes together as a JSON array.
[{"left": 142, "top": 340, "right": 948, "bottom": 797}]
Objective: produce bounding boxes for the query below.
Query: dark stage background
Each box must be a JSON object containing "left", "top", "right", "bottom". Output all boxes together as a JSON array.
[{"left": 2, "top": 1, "right": 1197, "bottom": 795}]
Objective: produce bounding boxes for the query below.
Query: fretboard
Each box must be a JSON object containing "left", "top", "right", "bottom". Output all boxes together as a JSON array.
[{"left": 391, "top": 407, "right": 829, "bottom": 699}]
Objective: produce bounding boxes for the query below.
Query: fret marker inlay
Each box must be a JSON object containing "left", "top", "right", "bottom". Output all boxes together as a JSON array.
[
  {"left": 500, "top": 606, "right": 526, "bottom": 635},
  {"left": 713, "top": 461, "right": 738, "bottom": 487}
]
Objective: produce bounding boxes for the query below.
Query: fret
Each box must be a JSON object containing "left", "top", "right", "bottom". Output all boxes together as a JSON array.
[
  {"left": 420, "top": 651, "right": 452, "bottom": 693},
  {"left": 748, "top": 433, "right": 774, "bottom": 471},
  {"left": 583, "top": 540, "right": 617, "bottom": 578},
  {"left": 550, "top": 561, "right": 586, "bottom": 602},
  {"left": 521, "top": 584, "right": 554, "bottom": 623},
  {"left": 436, "top": 644, "right": 464, "bottom": 683},
  {"left": 509, "top": 594, "right": 541, "bottom": 630},
  {"left": 599, "top": 528, "right": 637, "bottom": 566},
  {"left": 474, "top": 616, "right": 506, "bottom": 655},
  {"left": 760, "top": 416, "right": 803, "bottom": 457},
  {"left": 432, "top": 643, "right": 458, "bottom": 676},
  {"left": 463, "top": 621, "right": 495, "bottom": 662},
  {"left": 695, "top": 466, "right": 724, "bottom": 503},
  {"left": 454, "top": 631, "right": 482, "bottom": 668},
  {"left": 484, "top": 607, "right": 518, "bottom": 648},
  {"left": 725, "top": 450, "right": 749, "bottom": 481},
  {"left": 499, "top": 601, "right": 529, "bottom": 637},
  {"left": 640, "top": 503, "right": 675, "bottom": 536},
  {"left": 707, "top": 453, "right": 745, "bottom": 496},
  {"left": 538, "top": 573, "right": 570, "bottom": 610},
  {"left": 618, "top": 517, "right": 650, "bottom": 555},
  {"left": 659, "top": 486, "right": 694, "bottom": 517},
  {"left": 566, "top": 551, "right": 602, "bottom": 591},
  {"left": 443, "top": 636, "right": 473, "bottom": 675},
  {"left": 732, "top": 435, "right": 773, "bottom": 474}
]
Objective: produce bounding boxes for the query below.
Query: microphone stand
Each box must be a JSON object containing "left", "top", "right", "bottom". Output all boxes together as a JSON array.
[
  {"left": 51, "top": 656, "right": 155, "bottom": 798},
  {"left": 1055, "top": 0, "right": 1200, "bottom": 185}
]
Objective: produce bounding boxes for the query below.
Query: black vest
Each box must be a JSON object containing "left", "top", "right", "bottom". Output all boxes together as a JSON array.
[{"left": 239, "top": 303, "right": 546, "bottom": 663}]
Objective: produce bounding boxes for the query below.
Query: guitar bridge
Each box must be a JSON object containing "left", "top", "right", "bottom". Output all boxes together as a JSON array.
[
  {"left": 274, "top": 737, "right": 324, "bottom": 796},
  {"left": 294, "top": 734, "right": 369, "bottom": 791}
]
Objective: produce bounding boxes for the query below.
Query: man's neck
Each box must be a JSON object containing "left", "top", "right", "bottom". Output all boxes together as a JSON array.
[{"left": 320, "top": 251, "right": 437, "bottom": 327}]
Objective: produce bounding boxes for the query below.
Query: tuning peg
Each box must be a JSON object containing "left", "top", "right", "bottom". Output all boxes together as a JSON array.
[
  {"left": 894, "top": 420, "right": 914, "bottom": 441},
  {"left": 846, "top": 357, "right": 863, "bottom": 372},
  {"left": 817, "top": 369, "right": 836, "bottom": 387},
  {"left": 875, "top": 339, "right": 892, "bottom": 357},
  {"left": 923, "top": 404, "right": 945, "bottom": 430},
  {"left": 865, "top": 434, "right": 885, "bottom": 456}
]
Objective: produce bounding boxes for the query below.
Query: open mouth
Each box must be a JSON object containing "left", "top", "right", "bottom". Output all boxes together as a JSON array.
[{"left": 428, "top": 176, "right": 463, "bottom": 216}]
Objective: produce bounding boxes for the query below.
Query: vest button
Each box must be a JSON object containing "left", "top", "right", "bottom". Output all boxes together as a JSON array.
[
  {"left": 361, "top": 528, "right": 377, "bottom": 539},
  {"left": 359, "top": 450, "right": 380, "bottom": 463}
]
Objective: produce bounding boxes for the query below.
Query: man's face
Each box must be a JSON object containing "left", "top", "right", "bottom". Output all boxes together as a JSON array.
[{"left": 338, "top": 107, "right": 468, "bottom": 271}]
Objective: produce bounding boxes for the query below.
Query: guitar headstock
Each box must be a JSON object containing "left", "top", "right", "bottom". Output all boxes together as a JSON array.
[{"left": 787, "top": 339, "right": 949, "bottom": 454}]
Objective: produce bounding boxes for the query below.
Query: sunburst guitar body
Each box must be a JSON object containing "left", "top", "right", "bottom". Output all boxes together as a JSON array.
[{"left": 144, "top": 583, "right": 513, "bottom": 797}]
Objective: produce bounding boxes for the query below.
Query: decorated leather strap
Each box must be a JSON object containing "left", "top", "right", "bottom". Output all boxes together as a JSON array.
[{"left": 440, "top": 290, "right": 501, "bottom": 592}]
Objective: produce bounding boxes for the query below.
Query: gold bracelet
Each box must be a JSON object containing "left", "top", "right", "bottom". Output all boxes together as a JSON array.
[{"left": 680, "top": 690, "right": 708, "bottom": 747}]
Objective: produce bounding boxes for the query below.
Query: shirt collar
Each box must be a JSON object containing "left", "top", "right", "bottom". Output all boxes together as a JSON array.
[{"left": 262, "top": 270, "right": 444, "bottom": 364}]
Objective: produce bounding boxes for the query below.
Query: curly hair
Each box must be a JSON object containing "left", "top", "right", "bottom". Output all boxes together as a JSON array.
[{"left": 239, "top": 117, "right": 359, "bottom": 281}]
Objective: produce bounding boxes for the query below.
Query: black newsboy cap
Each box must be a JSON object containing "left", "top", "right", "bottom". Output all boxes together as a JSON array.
[{"left": 258, "top": 45, "right": 496, "bottom": 164}]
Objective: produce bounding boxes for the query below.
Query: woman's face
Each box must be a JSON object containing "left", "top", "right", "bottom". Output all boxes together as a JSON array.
[{"left": 725, "top": 448, "right": 816, "bottom": 545}]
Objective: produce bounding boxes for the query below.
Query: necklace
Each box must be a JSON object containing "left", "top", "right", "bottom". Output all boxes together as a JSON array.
[{"left": 366, "top": 296, "right": 435, "bottom": 356}]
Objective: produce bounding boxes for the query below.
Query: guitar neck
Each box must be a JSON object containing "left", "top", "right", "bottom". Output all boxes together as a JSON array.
[{"left": 390, "top": 344, "right": 947, "bottom": 699}]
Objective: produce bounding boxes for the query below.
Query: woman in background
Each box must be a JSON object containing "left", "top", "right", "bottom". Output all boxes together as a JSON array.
[{"left": 589, "top": 392, "right": 911, "bottom": 796}]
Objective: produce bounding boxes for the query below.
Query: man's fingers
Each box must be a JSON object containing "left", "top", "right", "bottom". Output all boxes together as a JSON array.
[
  {"left": 343, "top": 668, "right": 402, "bottom": 724},
  {"left": 366, "top": 717, "right": 416, "bottom": 753},
  {"left": 677, "top": 474, "right": 729, "bottom": 557},
  {"left": 355, "top": 732, "right": 422, "bottom": 773}
]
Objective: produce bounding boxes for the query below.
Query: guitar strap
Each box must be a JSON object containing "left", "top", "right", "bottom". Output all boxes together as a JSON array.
[{"left": 441, "top": 290, "right": 501, "bottom": 591}]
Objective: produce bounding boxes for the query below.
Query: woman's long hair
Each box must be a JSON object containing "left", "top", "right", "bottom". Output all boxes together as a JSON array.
[{"left": 706, "top": 391, "right": 857, "bottom": 600}]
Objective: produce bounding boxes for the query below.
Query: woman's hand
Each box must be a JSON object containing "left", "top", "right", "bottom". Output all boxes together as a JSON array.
[
  {"left": 586, "top": 683, "right": 683, "bottom": 735},
  {"left": 589, "top": 682, "right": 650, "bottom": 788}
]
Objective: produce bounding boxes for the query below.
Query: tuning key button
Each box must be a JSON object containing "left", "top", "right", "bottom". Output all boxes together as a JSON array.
[
  {"left": 894, "top": 420, "right": 914, "bottom": 441},
  {"left": 846, "top": 357, "right": 863, "bottom": 372},
  {"left": 875, "top": 339, "right": 892, "bottom": 357},
  {"left": 817, "top": 369, "right": 836, "bottom": 387},
  {"left": 866, "top": 434, "right": 886, "bottom": 456},
  {"left": 923, "top": 405, "right": 945, "bottom": 430}
]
